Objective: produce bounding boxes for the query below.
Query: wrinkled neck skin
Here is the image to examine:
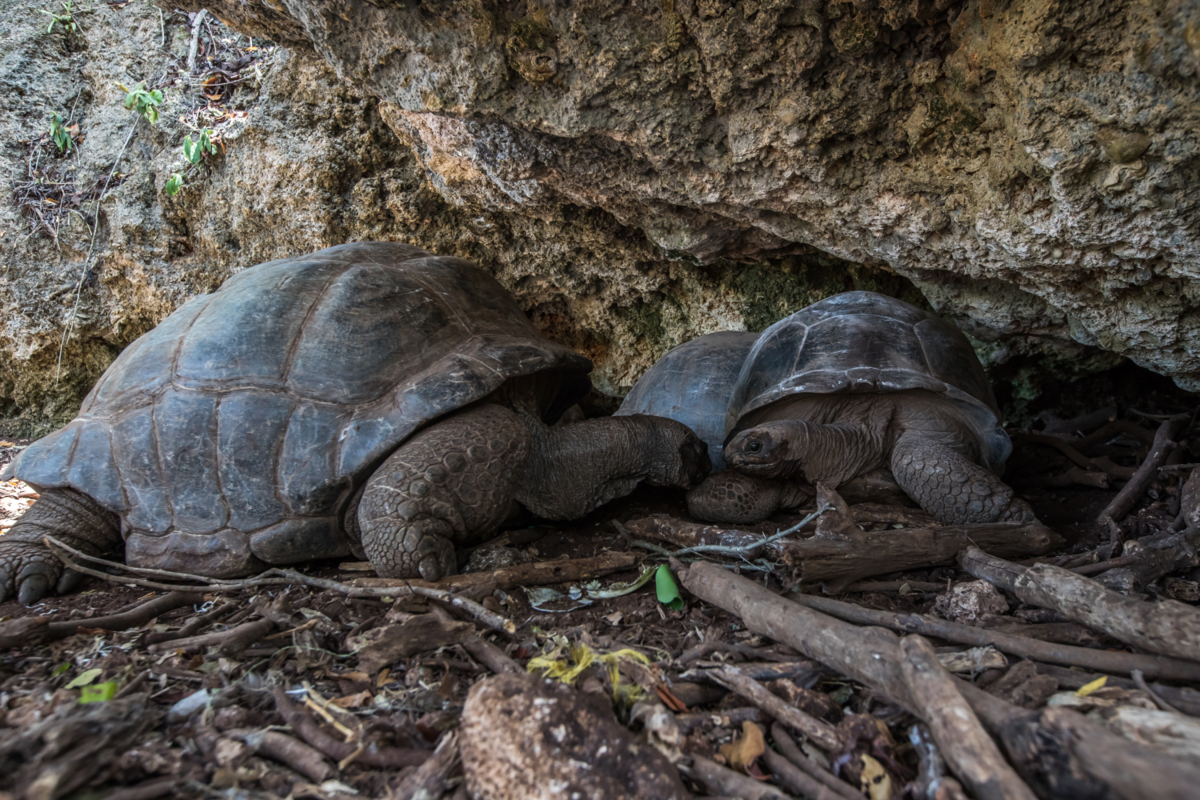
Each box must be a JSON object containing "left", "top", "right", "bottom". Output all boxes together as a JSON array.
[
  {"left": 741, "top": 419, "right": 889, "bottom": 486},
  {"left": 730, "top": 391, "right": 985, "bottom": 488},
  {"left": 513, "top": 411, "right": 683, "bottom": 520}
]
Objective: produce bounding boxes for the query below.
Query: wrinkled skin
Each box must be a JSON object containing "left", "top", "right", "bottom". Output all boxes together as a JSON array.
[
  {"left": 357, "top": 402, "right": 710, "bottom": 581},
  {"left": 689, "top": 392, "right": 1033, "bottom": 525}
]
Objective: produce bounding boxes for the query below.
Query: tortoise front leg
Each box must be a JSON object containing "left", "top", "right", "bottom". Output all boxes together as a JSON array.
[
  {"left": 0, "top": 488, "right": 120, "bottom": 604},
  {"left": 357, "top": 405, "right": 529, "bottom": 581},
  {"left": 890, "top": 434, "right": 1035, "bottom": 524},
  {"left": 686, "top": 472, "right": 812, "bottom": 524}
]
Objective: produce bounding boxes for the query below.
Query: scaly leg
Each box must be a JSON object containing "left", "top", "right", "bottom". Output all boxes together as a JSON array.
[
  {"left": 357, "top": 405, "right": 528, "bottom": 580},
  {"left": 891, "top": 435, "right": 1034, "bottom": 525},
  {"left": 687, "top": 472, "right": 812, "bottom": 524},
  {"left": 0, "top": 488, "right": 120, "bottom": 604}
]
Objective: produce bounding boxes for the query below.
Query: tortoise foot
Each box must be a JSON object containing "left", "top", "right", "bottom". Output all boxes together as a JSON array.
[
  {"left": 0, "top": 539, "right": 71, "bottom": 605},
  {"left": 358, "top": 405, "right": 528, "bottom": 580},
  {"left": 687, "top": 471, "right": 807, "bottom": 524},
  {"left": 891, "top": 436, "right": 1030, "bottom": 525}
]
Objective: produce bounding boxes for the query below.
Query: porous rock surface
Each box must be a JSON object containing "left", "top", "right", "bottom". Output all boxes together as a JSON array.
[
  {"left": 459, "top": 672, "right": 689, "bottom": 800},
  {"left": 0, "top": 2, "right": 911, "bottom": 432},
  {"left": 160, "top": 0, "right": 1200, "bottom": 390},
  {"left": 4, "top": 0, "right": 1199, "bottom": 431}
]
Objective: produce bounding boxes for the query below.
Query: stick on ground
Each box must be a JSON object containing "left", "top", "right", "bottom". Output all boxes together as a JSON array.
[
  {"left": 628, "top": 515, "right": 1060, "bottom": 591},
  {"left": 788, "top": 591, "right": 1200, "bottom": 682},
  {"left": 900, "top": 634, "right": 1037, "bottom": 800},
  {"left": 960, "top": 546, "right": 1200, "bottom": 662},
  {"left": 709, "top": 665, "right": 842, "bottom": 752}
]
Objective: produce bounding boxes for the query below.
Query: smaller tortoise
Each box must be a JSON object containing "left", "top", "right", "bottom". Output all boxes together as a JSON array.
[
  {"left": 672, "top": 292, "right": 1033, "bottom": 525},
  {"left": 0, "top": 243, "right": 710, "bottom": 604},
  {"left": 615, "top": 331, "right": 759, "bottom": 472}
]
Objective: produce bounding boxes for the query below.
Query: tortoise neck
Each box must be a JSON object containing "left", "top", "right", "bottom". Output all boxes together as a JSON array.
[{"left": 513, "top": 413, "right": 666, "bottom": 520}]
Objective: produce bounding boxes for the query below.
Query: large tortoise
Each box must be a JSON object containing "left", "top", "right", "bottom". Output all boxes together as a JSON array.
[
  {"left": 615, "top": 331, "right": 759, "bottom": 472},
  {"left": 0, "top": 243, "right": 710, "bottom": 604},
  {"left": 670, "top": 292, "right": 1033, "bottom": 525}
]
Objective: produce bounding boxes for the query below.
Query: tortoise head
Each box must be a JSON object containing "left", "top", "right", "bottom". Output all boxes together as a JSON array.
[
  {"left": 724, "top": 424, "right": 796, "bottom": 479},
  {"left": 645, "top": 418, "right": 712, "bottom": 488}
]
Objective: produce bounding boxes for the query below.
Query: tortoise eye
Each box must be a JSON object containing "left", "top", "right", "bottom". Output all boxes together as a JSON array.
[{"left": 747, "top": 440, "right": 762, "bottom": 453}]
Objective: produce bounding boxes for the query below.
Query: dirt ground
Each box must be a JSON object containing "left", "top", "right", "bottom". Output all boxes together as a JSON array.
[{"left": 2, "top": 369, "right": 1200, "bottom": 799}]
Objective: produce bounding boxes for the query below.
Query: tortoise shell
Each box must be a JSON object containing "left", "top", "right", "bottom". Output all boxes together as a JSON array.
[
  {"left": 615, "top": 331, "right": 759, "bottom": 471},
  {"left": 3, "top": 243, "right": 591, "bottom": 575},
  {"left": 727, "top": 291, "right": 1009, "bottom": 469}
]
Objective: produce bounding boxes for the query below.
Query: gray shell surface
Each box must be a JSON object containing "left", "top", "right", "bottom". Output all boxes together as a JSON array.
[
  {"left": 616, "top": 331, "right": 759, "bottom": 471},
  {"left": 4, "top": 242, "right": 591, "bottom": 569},
  {"left": 727, "top": 291, "right": 1008, "bottom": 468}
]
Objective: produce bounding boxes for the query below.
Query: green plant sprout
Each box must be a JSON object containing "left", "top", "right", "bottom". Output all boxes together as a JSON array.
[
  {"left": 40, "top": 0, "right": 81, "bottom": 34},
  {"left": 117, "top": 82, "right": 164, "bottom": 125},
  {"left": 48, "top": 111, "right": 72, "bottom": 152},
  {"left": 182, "top": 128, "right": 218, "bottom": 164},
  {"left": 167, "top": 129, "right": 220, "bottom": 195}
]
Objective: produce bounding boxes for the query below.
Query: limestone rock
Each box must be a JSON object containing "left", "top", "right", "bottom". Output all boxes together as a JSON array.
[
  {"left": 459, "top": 672, "right": 689, "bottom": 800},
  {"left": 157, "top": 0, "right": 1200, "bottom": 390}
]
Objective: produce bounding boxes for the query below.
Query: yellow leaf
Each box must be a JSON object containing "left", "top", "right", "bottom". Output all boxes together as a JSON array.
[
  {"left": 719, "top": 721, "right": 766, "bottom": 773},
  {"left": 1077, "top": 676, "right": 1108, "bottom": 696},
  {"left": 65, "top": 668, "right": 102, "bottom": 689},
  {"left": 860, "top": 754, "right": 892, "bottom": 800}
]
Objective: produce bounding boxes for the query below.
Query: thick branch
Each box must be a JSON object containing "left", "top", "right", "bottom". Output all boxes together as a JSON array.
[
  {"left": 960, "top": 547, "right": 1200, "bottom": 663},
  {"left": 630, "top": 515, "right": 1060, "bottom": 591},
  {"left": 788, "top": 591, "right": 1200, "bottom": 682}
]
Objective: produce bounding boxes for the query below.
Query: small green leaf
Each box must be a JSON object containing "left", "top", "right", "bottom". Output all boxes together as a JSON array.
[
  {"left": 183, "top": 136, "right": 199, "bottom": 164},
  {"left": 655, "top": 565, "right": 684, "bottom": 611},
  {"left": 164, "top": 174, "right": 183, "bottom": 195},
  {"left": 51, "top": 663, "right": 70, "bottom": 678},
  {"left": 79, "top": 681, "right": 118, "bottom": 703},
  {"left": 65, "top": 668, "right": 102, "bottom": 689}
]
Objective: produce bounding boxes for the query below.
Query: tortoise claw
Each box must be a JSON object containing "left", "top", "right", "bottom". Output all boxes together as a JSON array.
[
  {"left": 57, "top": 568, "right": 85, "bottom": 595},
  {"left": 17, "top": 573, "right": 52, "bottom": 606},
  {"left": 416, "top": 536, "right": 457, "bottom": 582},
  {"left": 0, "top": 541, "right": 65, "bottom": 606}
]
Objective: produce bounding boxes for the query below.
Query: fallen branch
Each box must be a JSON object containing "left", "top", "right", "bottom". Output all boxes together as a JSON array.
[
  {"left": 762, "top": 747, "right": 853, "bottom": 800},
  {"left": 225, "top": 728, "right": 332, "bottom": 783},
  {"left": 1078, "top": 529, "right": 1200, "bottom": 591},
  {"left": 272, "top": 687, "right": 428, "bottom": 769},
  {"left": 0, "top": 591, "right": 203, "bottom": 648},
  {"left": 679, "top": 562, "right": 1200, "bottom": 800},
  {"left": 787, "top": 591, "right": 1200, "bottom": 682},
  {"left": 679, "top": 755, "right": 790, "bottom": 800},
  {"left": 708, "top": 665, "right": 841, "bottom": 752},
  {"left": 144, "top": 598, "right": 237, "bottom": 646},
  {"left": 43, "top": 535, "right": 514, "bottom": 634},
  {"left": 48, "top": 590, "right": 203, "bottom": 639},
  {"left": 770, "top": 723, "right": 861, "bottom": 800},
  {"left": 1097, "top": 414, "right": 1187, "bottom": 533},
  {"left": 1025, "top": 662, "right": 1200, "bottom": 717},
  {"left": 186, "top": 9, "right": 208, "bottom": 72},
  {"left": 462, "top": 635, "right": 522, "bottom": 675},
  {"left": 909, "top": 723, "right": 969, "bottom": 800},
  {"left": 900, "top": 634, "right": 1037, "bottom": 800},
  {"left": 350, "top": 551, "right": 640, "bottom": 592},
  {"left": 847, "top": 503, "right": 938, "bottom": 527},
  {"left": 957, "top": 679, "right": 1200, "bottom": 800},
  {"left": 960, "top": 547, "right": 1200, "bottom": 663},
  {"left": 147, "top": 618, "right": 275, "bottom": 656},
  {"left": 392, "top": 730, "right": 460, "bottom": 800},
  {"left": 630, "top": 516, "right": 1060, "bottom": 591}
]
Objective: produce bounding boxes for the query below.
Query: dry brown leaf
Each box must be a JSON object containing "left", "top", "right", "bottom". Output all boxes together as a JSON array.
[
  {"left": 330, "top": 691, "right": 373, "bottom": 708},
  {"left": 718, "top": 720, "right": 766, "bottom": 773}
]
